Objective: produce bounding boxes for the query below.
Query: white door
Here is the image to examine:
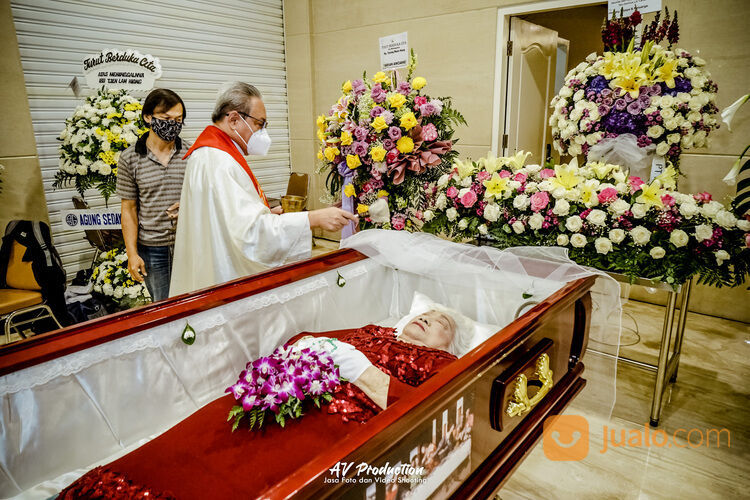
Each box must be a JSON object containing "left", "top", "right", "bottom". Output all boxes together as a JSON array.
[{"left": 503, "top": 18, "right": 560, "bottom": 165}]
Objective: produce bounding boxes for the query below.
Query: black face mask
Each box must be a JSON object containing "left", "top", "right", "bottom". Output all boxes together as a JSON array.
[{"left": 150, "top": 116, "right": 183, "bottom": 142}]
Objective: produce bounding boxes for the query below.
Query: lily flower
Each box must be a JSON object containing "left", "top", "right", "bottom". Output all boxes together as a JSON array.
[
  {"left": 549, "top": 159, "right": 582, "bottom": 191},
  {"left": 483, "top": 172, "right": 510, "bottom": 200},
  {"left": 635, "top": 181, "right": 664, "bottom": 209},
  {"left": 721, "top": 93, "right": 749, "bottom": 132},
  {"left": 502, "top": 150, "right": 532, "bottom": 171}
]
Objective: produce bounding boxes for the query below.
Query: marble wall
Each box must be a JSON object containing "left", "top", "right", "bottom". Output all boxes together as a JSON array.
[{"left": 284, "top": 0, "right": 750, "bottom": 322}]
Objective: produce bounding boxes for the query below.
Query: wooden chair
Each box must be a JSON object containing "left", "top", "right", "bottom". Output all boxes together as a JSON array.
[
  {"left": 267, "top": 172, "right": 309, "bottom": 210},
  {"left": 0, "top": 240, "right": 62, "bottom": 343}
]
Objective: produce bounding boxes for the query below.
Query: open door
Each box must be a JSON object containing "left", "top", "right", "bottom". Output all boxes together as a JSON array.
[{"left": 503, "top": 18, "right": 561, "bottom": 165}]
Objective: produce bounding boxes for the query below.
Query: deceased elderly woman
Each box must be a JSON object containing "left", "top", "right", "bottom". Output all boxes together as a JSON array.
[{"left": 58, "top": 306, "right": 477, "bottom": 499}]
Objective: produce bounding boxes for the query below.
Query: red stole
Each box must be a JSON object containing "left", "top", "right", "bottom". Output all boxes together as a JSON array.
[{"left": 184, "top": 125, "right": 269, "bottom": 207}]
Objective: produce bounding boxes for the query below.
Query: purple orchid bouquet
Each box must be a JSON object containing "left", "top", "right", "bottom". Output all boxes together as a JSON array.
[{"left": 226, "top": 344, "right": 340, "bottom": 430}]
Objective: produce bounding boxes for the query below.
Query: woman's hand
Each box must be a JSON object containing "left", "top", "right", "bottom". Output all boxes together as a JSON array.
[{"left": 270, "top": 205, "right": 284, "bottom": 215}]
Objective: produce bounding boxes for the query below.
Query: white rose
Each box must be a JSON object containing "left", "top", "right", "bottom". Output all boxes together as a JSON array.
[
  {"left": 693, "top": 224, "right": 714, "bottom": 242},
  {"left": 570, "top": 233, "right": 587, "bottom": 248},
  {"left": 461, "top": 176, "right": 473, "bottom": 187},
  {"left": 512, "top": 221, "right": 525, "bottom": 234},
  {"left": 679, "top": 202, "right": 699, "bottom": 218},
  {"left": 667, "top": 133, "right": 681, "bottom": 144},
  {"left": 478, "top": 224, "right": 488, "bottom": 235},
  {"left": 552, "top": 187, "right": 567, "bottom": 199},
  {"left": 587, "top": 209, "right": 607, "bottom": 226},
  {"left": 715, "top": 210, "right": 737, "bottom": 228},
  {"left": 560, "top": 86, "right": 573, "bottom": 98},
  {"left": 677, "top": 92, "right": 691, "bottom": 103},
  {"left": 423, "top": 210, "right": 435, "bottom": 222},
  {"left": 484, "top": 203, "right": 500, "bottom": 222},
  {"left": 446, "top": 208, "right": 458, "bottom": 221},
  {"left": 669, "top": 229, "right": 689, "bottom": 247},
  {"left": 647, "top": 125, "right": 665, "bottom": 138},
  {"left": 552, "top": 199, "right": 570, "bottom": 216},
  {"left": 609, "top": 228, "right": 625, "bottom": 243},
  {"left": 458, "top": 218, "right": 469, "bottom": 230},
  {"left": 609, "top": 199, "right": 630, "bottom": 216},
  {"left": 528, "top": 213, "right": 544, "bottom": 230},
  {"left": 93, "top": 284, "right": 103, "bottom": 293},
  {"left": 631, "top": 203, "right": 648, "bottom": 219},
  {"left": 76, "top": 164, "right": 88, "bottom": 175},
  {"left": 569, "top": 143, "right": 583, "bottom": 156},
  {"left": 664, "top": 117, "right": 680, "bottom": 130},
  {"left": 656, "top": 142, "right": 670, "bottom": 156},
  {"left": 661, "top": 108, "right": 675, "bottom": 120},
  {"left": 660, "top": 95, "right": 675, "bottom": 107},
  {"left": 436, "top": 193, "right": 448, "bottom": 210},
  {"left": 110, "top": 125, "right": 123, "bottom": 135},
  {"left": 99, "top": 164, "right": 112, "bottom": 175},
  {"left": 612, "top": 170, "right": 627, "bottom": 183},
  {"left": 513, "top": 194, "right": 530, "bottom": 210},
  {"left": 650, "top": 246, "right": 666, "bottom": 259},
  {"left": 687, "top": 110, "right": 702, "bottom": 123},
  {"left": 102, "top": 283, "right": 114, "bottom": 296},
  {"left": 573, "top": 89, "right": 584, "bottom": 102},
  {"left": 437, "top": 174, "right": 451, "bottom": 187},
  {"left": 737, "top": 219, "right": 750, "bottom": 231},
  {"left": 524, "top": 181, "right": 539, "bottom": 193},
  {"left": 630, "top": 225, "right": 651, "bottom": 245},
  {"left": 594, "top": 237, "right": 613, "bottom": 254},
  {"left": 681, "top": 135, "right": 694, "bottom": 149},
  {"left": 525, "top": 164, "right": 542, "bottom": 173},
  {"left": 114, "top": 286, "right": 124, "bottom": 299},
  {"left": 101, "top": 140, "right": 111, "bottom": 152},
  {"left": 715, "top": 250, "right": 730, "bottom": 265},
  {"left": 701, "top": 201, "right": 722, "bottom": 218},
  {"left": 557, "top": 234, "right": 569, "bottom": 246},
  {"left": 565, "top": 215, "right": 583, "bottom": 232}
]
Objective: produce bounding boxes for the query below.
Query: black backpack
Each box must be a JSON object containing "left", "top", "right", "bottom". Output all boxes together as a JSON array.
[{"left": 0, "top": 220, "right": 72, "bottom": 327}]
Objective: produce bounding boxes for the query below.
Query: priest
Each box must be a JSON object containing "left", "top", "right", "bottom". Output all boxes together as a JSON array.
[{"left": 170, "top": 82, "right": 357, "bottom": 296}]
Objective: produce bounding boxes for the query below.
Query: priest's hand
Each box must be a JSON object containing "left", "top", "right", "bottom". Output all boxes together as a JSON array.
[{"left": 308, "top": 207, "right": 359, "bottom": 231}]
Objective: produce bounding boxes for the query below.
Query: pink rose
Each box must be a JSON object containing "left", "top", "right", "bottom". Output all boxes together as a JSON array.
[
  {"left": 476, "top": 171, "right": 491, "bottom": 181},
  {"left": 746, "top": 233, "right": 750, "bottom": 249},
  {"left": 628, "top": 176, "right": 645, "bottom": 192},
  {"left": 391, "top": 215, "right": 405, "bottom": 231},
  {"left": 460, "top": 190, "right": 478, "bottom": 208},
  {"left": 414, "top": 96, "right": 427, "bottom": 107},
  {"left": 539, "top": 169, "right": 556, "bottom": 179},
  {"left": 446, "top": 186, "right": 458, "bottom": 199},
  {"left": 598, "top": 187, "right": 618, "bottom": 204},
  {"left": 421, "top": 123, "right": 438, "bottom": 142},
  {"left": 694, "top": 192, "right": 712, "bottom": 203},
  {"left": 529, "top": 191, "right": 550, "bottom": 212},
  {"left": 386, "top": 149, "right": 400, "bottom": 164},
  {"left": 514, "top": 172, "right": 528, "bottom": 183},
  {"left": 661, "top": 193, "right": 675, "bottom": 207},
  {"left": 499, "top": 170, "right": 511, "bottom": 178}
]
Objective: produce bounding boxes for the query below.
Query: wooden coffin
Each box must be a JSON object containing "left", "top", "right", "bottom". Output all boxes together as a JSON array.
[{"left": 0, "top": 248, "right": 593, "bottom": 499}]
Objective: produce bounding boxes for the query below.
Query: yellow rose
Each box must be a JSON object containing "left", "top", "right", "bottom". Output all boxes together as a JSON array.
[
  {"left": 396, "top": 136, "right": 414, "bottom": 154},
  {"left": 317, "top": 150, "right": 324, "bottom": 160},
  {"left": 370, "top": 145, "right": 387, "bottom": 162},
  {"left": 399, "top": 112, "right": 417, "bottom": 131},
  {"left": 316, "top": 114, "right": 327, "bottom": 131},
  {"left": 357, "top": 204, "right": 369, "bottom": 215},
  {"left": 388, "top": 93, "right": 407, "bottom": 109},
  {"left": 373, "top": 71, "right": 388, "bottom": 84},
  {"left": 324, "top": 146, "right": 340, "bottom": 162},
  {"left": 340, "top": 131, "right": 353, "bottom": 146},
  {"left": 342, "top": 80, "right": 353, "bottom": 93},
  {"left": 411, "top": 77, "right": 427, "bottom": 90},
  {"left": 346, "top": 154, "right": 362, "bottom": 169},
  {"left": 343, "top": 184, "right": 356, "bottom": 197},
  {"left": 377, "top": 190, "right": 389, "bottom": 198},
  {"left": 317, "top": 129, "right": 327, "bottom": 142},
  {"left": 371, "top": 116, "right": 388, "bottom": 132}
]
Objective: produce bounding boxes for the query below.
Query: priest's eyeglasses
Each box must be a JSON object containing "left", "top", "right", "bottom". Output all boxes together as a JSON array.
[{"left": 238, "top": 112, "right": 268, "bottom": 130}]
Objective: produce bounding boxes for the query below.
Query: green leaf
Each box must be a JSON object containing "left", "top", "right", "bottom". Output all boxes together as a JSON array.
[
  {"left": 258, "top": 410, "right": 265, "bottom": 428},
  {"left": 227, "top": 405, "right": 243, "bottom": 421},
  {"left": 231, "top": 414, "right": 243, "bottom": 432},
  {"left": 249, "top": 408, "right": 257, "bottom": 430},
  {"left": 323, "top": 393, "right": 333, "bottom": 402}
]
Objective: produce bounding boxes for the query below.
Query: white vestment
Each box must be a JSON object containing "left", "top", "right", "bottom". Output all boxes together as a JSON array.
[{"left": 169, "top": 146, "right": 312, "bottom": 296}]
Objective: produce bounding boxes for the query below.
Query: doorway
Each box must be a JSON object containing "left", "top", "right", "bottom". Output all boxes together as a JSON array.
[{"left": 491, "top": 1, "right": 607, "bottom": 165}]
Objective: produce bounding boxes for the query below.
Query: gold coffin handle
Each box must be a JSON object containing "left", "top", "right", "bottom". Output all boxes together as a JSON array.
[{"left": 506, "top": 353, "right": 554, "bottom": 418}]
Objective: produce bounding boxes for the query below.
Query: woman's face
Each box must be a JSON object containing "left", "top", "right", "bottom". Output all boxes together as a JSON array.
[{"left": 400, "top": 310, "right": 456, "bottom": 351}]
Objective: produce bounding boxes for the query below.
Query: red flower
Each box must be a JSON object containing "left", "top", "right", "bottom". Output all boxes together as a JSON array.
[{"left": 386, "top": 149, "right": 400, "bottom": 164}]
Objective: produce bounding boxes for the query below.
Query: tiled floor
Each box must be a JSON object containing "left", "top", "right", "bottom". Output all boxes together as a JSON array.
[{"left": 499, "top": 300, "right": 750, "bottom": 500}]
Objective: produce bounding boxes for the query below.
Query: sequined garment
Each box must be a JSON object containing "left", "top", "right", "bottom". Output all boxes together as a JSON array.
[
  {"left": 57, "top": 467, "right": 175, "bottom": 499},
  {"left": 326, "top": 325, "right": 457, "bottom": 423}
]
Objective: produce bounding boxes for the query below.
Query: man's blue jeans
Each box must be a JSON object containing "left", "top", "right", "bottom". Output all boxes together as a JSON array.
[{"left": 138, "top": 244, "right": 173, "bottom": 302}]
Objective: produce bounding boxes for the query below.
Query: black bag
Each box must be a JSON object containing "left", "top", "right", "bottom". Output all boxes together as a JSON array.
[{"left": 0, "top": 220, "right": 72, "bottom": 327}]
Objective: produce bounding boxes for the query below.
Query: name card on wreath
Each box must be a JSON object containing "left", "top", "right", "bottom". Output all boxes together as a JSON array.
[
  {"left": 82, "top": 49, "right": 162, "bottom": 91},
  {"left": 379, "top": 32, "right": 409, "bottom": 70},
  {"left": 62, "top": 209, "right": 122, "bottom": 230}
]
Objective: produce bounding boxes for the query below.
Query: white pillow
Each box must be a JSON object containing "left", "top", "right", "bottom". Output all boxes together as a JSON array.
[{"left": 394, "top": 291, "right": 500, "bottom": 356}]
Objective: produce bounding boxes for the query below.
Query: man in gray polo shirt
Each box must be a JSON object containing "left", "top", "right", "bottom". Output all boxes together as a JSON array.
[{"left": 116, "top": 89, "right": 190, "bottom": 302}]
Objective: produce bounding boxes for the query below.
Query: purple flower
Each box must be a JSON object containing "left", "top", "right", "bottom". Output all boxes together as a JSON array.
[
  {"left": 638, "top": 95, "right": 651, "bottom": 108},
  {"left": 380, "top": 110, "right": 394, "bottom": 124},
  {"left": 253, "top": 357, "right": 276, "bottom": 376},
  {"left": 600, "top": 88, "right": 613, "bottom": 98},
  {"left": 351, "top": 79, "right": 366, "bottom": 96},
  {"left": 382, "top": 138, "right": 395, "bottom": 150},
  {"left": 370, "top": 106, "right": 385, "bottom": 118},
  {"left": 388, "top": 126, "right": 402, "bottom": 140},
  {"left": 626, "top": 101, "right": 642, "bottom": 115},
  {"left": 337, "top": 161, "right": 354, "bottom": 178},
  {"left": 261, "top": 393, "right": 280, "bottom": 413},
  {"left": 397, "top": 81, "right": 411, "bottom": 95},
  {"left": 598, "top": 104, "right": 611, "bottom": 116},
  {"left": 308, "top": 379, "right": 325, "bottom": 396},
  {"left": 352, "top": 141, "right": 368, "bottom": 156},
  {"left": 371, "top": 83, "right": 386, "bottom": 103},
  {"left": 226, "top": 381, "right": 247, "bottom": 399},
  {"left": 420, "top": 102, "right": 438, "bottom": 116},
  {"left": 587, "top": 75, "right": 610, "bottom": 93},
  {"left": 241, "top": 393, "right": 259, "bottom": 411},
  {"left": 603, "top": 110, "right": 645, "bottom": 135},
  {"left": 354, "top": 126, "right": 368, "bottom": 141},
  {"left": 614, "top": 98, "right": 628, "bottom": 111}
]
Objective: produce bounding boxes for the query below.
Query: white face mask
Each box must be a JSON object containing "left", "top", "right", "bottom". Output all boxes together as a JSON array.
[{"left": 234, "top": 115, "right": 272, "bottom": 156}]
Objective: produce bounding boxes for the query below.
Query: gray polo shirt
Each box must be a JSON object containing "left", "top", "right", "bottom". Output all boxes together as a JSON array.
[{"left": 116, "top": 132, "right": 191, "bottom": 246}]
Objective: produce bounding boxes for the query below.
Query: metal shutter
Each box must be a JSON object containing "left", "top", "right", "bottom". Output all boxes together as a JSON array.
[{"left": 10, "top": 0, "right": 291, "bottom": 278}]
